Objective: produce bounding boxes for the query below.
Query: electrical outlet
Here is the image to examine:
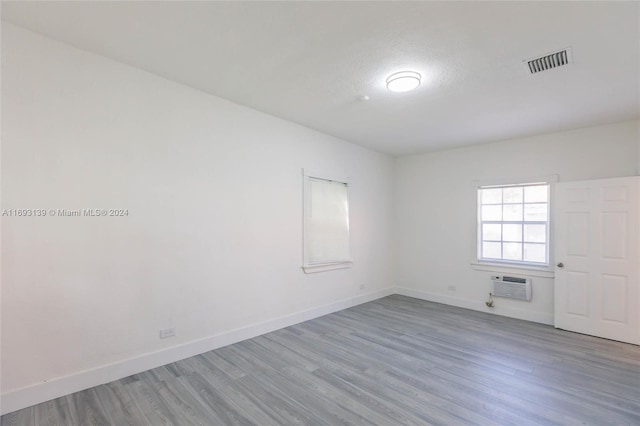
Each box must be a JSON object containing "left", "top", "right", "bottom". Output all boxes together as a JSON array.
[
  {"left": 159, "top": 328, "right": 175, "bottom": 339},
  {"left": 447, "top": 285, "right": 456, "bottom": 292}
]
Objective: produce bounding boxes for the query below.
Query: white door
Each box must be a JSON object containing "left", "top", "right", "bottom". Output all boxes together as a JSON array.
[{"left": 555, "top": 176, "right": 639, "bottom": 344}]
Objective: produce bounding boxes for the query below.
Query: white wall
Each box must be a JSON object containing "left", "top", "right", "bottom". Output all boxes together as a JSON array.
[
  {"left": 394, "top": 120, "right": 639, "bottom": 324},
  {"left": 0, "top": 23, "right": 394, "bottom": 404}
]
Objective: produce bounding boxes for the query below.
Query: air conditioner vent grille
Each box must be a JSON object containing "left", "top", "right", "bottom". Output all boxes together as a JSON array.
[
  {"left": 492, "top": 276, "right": 532, "bottom": 301},
  {"left": 526, "top": 48, "right": 572, "bottom": 74},
  {"left": 502, "top": 276, "right": 527, "bottom": 284}
]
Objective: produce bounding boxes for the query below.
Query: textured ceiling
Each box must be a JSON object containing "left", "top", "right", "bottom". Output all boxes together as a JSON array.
[{"left": 2, "top": 1, "right": 639, "bottom": 156}]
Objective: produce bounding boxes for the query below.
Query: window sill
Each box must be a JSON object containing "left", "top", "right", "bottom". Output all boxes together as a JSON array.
[
  {"left": 470, "top": 261, "right": 555, "bottom": 278},
  {"left": 302, "top": 261, "right": 353, "bottom": 274}
]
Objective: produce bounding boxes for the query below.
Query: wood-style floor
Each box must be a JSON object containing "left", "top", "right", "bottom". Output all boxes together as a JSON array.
[{"left": 2, "top": 295, "right": 639, "bottom": 425}]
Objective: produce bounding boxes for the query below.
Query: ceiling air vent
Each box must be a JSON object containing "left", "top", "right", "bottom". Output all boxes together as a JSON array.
[{"left": 525, "top": 47, "right": 572, "bottom": 74}]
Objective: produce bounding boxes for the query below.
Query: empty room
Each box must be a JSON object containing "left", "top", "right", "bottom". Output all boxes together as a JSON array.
[{"left": 1, "top": 1, "right": 639, "bottom": 425}]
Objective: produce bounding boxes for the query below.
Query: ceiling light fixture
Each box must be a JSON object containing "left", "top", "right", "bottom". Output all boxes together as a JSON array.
[{"left": 386, "top": 71, "right": 421, "bottom": 92}]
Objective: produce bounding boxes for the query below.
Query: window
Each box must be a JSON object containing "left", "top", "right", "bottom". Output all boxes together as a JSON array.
[
  {"left": 303, "top": 171, "right": 351, "bottom": 273},
  {"left": 478, "top": 182, "right": 550, "bottom": 266}
]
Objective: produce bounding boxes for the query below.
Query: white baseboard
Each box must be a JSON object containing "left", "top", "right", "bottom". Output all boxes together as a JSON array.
[
  {"left": 0, "top": 287, "right": 394, "bottom": 415},
  {"left": 395, "top": 287, "right": 554, "bottom": 326}
]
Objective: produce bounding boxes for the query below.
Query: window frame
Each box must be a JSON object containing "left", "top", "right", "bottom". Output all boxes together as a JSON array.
[
  {"left": 474, "top": 176, "right": 557, "bottom": 272},
  {"left": 302, "top": 169, "right": 352, "bottom": 274}
]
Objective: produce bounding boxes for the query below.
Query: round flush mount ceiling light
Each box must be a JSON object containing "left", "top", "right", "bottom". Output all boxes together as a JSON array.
[{"left": 386, "top": 71, "right": 421, "bottom": 92}]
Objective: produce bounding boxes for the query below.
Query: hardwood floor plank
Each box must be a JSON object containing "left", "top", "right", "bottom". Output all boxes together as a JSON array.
[
  {"left": 309, "top": 367, "right": 433, "bottom": 425},
  {"left": 277, "top": 365, "right": 398, "bottom": 425},
  {"left": 425, "top": 366, "right": 568, "bottom": 425},
  {"left": 248, "top": 335, "right": 320, "bottom": 372},
  {"left": 199, "top": 350, "right": 246, "bottom": 380},
  {"left": 190, "top": 366, "right": 283, "bottom": 425},
  {"left": 253, "top": 367, "right": 375, "bottom": 425},
  {"left": 100, "top": 381, "right": 150, "bottom": 426},
  {"left": 153, "top": 376, "right": 225, "bottom": 426},
  {"left": 91, "top": 385, "right": 135, "bottom": 426},
  {"left": 178, "top": 372, "right": 256, "bottom": 426},
  {"left": 124, "top": 378, "right": 180, "bottom": 425},
  {"left": 32, "top": 399, "right": 68, "bottom": 426},
  {"left": 232, "top": 374, "right": 321, "bottom": 425},
  {"left": 66, "top": 388, "right": 109, "bottom": 426},
  {"left": 0, "top": 406, "right": 34, "bottom": 426}
]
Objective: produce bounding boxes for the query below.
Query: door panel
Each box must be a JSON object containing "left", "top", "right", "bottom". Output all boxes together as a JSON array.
[
  {"left": 555, "top": 176, "right": 639, "bottom": 344},
  {"left": 602, "top": 212, "right": 626, "bottom": 259},
  {"left": 566, "top": 271, "right": 589, "bottom": 316},
  {"left": 567, "top": 213, "right": 589, "bottom": 256},
  {"left": 601, "top": 274, "right": 627, "bottom": 323}
]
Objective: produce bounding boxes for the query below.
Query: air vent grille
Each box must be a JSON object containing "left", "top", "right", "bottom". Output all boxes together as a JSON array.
[
  {"left": 526, "top": 48, "right": 572, "bottom": 74},
  {"left": 491, "top": 275, "right": 532, "bottom": 301}
]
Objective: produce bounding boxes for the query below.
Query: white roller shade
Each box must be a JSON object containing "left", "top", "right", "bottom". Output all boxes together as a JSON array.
[{"left": 303, "top": 172, "right": 351, "bottom": 272}]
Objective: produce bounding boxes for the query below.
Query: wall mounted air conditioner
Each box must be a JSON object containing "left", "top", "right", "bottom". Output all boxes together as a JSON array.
[{"left": 491, "top": 275, "right": 532, "bottom": 301}]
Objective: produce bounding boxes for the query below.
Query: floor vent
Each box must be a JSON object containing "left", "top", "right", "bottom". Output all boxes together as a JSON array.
[
  {"left": 491, "top": 275, "right": 532, "bottom": 301},
  {"left": 525, "top": 48, "right": 572, "bottom": 74}
]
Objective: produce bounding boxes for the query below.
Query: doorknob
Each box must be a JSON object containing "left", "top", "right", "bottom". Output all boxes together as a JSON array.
[{"left": 557, "top": 262, "right": 564, "bottom": 268}]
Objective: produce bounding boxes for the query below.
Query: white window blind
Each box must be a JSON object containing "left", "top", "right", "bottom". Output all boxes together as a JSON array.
[{"left": 303, "top": 172, "right": 351, "bottom": 273}]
